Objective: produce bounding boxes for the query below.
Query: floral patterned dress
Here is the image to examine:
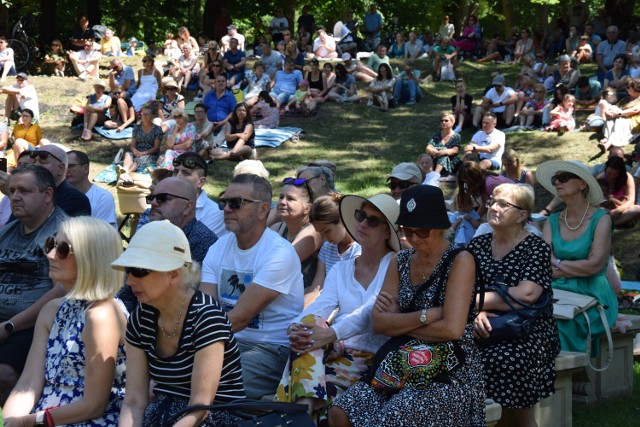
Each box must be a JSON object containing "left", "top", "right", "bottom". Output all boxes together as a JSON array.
[
  {"left": 158, "top": 122, "right": 197, "bottom": 169},
  {"left": 427, "top": 131, "right": 461, "bottom": 174},
  {"left": 32, "top": 298, "right": 128, "bottom": 426},
  {"left": 332, "top": 248, "right": 486, "bottom": 427},
  {"left": 131, "top": 124, "right": 163, "bottom": 170},
  {"left": 366, "top": 77, "right": 395, "bottom": 107}
]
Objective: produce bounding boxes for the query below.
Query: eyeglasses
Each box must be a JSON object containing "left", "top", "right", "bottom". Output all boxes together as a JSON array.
[
  {"left": 44, "top": 235, "right": 74, "bottom": 260},
  {"left": 173, "top": 158, "right": 204, "bottom": 170},
  {"left": 212, "top": 64, "right": 222, "bottom": 67},
  {"left": 112, "top": 91, "right": 122, "bottom": 95},
  {"left": 30, "top": 151, "right": 62, "bottom": 163},
  {"left": 125, "top": 267, "right": 152, "bottom": 278},
  {"left": 354, "top": 209, "right": 385, "bottom": 228},
  {"left": 401, "top": 226, "right": 431, "bottom": 239},
  {"left": 485, "top": 198, "right": 524, "bottom": 211},
  {"left": 145, "top": 193, "right": 190, "bottom": 204},
  {"left": 166, "top": 87, "right": 178, "bottom": 91},
  {"left": 217, "top": 197, "right": 264, "bottom": 210},
  {"left": 52, "top": 44, "right": 61, "bottom": 47},
  {"left": 173, "top": 114, "right": 184, "bottom": 119},
  {"left": 388, "top": 181, "right": 414, "bottom": 190},
  {"left": 551, "top": 172, "right": 580, "bottom": 186}
]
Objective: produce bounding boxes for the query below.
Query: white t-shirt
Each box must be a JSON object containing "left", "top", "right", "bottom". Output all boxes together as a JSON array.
[
  {"left": 86, "top": 184, "right": 116, "bottom": 227},
  {"left": 471, "top": 129, "right": 506, "bottom": 166},
  {"left": 298, "top": 252, "right": 393, "bottom": 353},
  {"left": 270, "top": 17, "right": 289, "bottom": 35},
  {"left": 260, "top": 51, "right": 284, "bottom": 77},
  {"left": 196, "top": 190, "right": 226, "bottom": 238},
  {"left": 201, "top": 228, "right": 303, "bottom": 346},
  {"left": 221, "top": 34, "right": 246, "bottom": 52},
  {"left": 484, "top": 87, "right": 516, "bottom": 113},
  {"left": 313, "top": 37, "right": 336, "bottom": 58},
  {"left": 14, "top": 83, "right": 39, "bottom": 121},
  {"left": 0, "top": 47, "right": 14, "bottom": 66}
]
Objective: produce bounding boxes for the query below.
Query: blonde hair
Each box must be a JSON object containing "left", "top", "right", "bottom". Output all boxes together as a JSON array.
[
  {"left": 233, "top": 160, "right": 270, "bottom": 178},
  {"left": 501, "top": 148, "right": 523, "bottom": 179},
  {"left": 493, "top": 183, "right": 534, "bottom": 216},
  {"left": 441, "top": 111, "right": 455, "bottom": 123},
  {"left": 61, "top": 217, "right": 124, "bottom": 301}
]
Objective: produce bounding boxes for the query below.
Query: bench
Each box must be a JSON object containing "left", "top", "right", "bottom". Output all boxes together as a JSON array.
[
  {"left": 495, "top": 351, "right": 587, "bottom": 427},
  {"left": 572, "top": 314, "right": 640, "bottom": 404}
]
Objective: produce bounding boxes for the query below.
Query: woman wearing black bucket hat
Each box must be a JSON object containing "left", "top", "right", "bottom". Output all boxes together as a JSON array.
[{"left": 330, "top": 185, "right": 484, "bottom": 427}]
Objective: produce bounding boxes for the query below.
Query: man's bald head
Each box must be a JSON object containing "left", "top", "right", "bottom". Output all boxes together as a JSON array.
[{"left": 149, "top": 177, "right": 197, "bottom": 227}]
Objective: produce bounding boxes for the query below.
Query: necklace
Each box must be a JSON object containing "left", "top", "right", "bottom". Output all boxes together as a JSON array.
[
  {"left": 563, "top": 204, "right": 590, "bottom": 231},
  {"left": 159, "top": 290, "right": 187, "bottom": 339}
]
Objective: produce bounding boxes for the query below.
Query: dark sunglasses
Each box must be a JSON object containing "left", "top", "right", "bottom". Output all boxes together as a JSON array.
[
  {"left": 173, "top": 158, "right": 205, "bottom": 170},
  {"left": 146, "top": 193, "right": 190, "bottom": 204},
  {"left": 30, "top": 151, "right": 62, "bottom": 163},
  {"left": 388, "top": 181, "right": 414, "bottom": 190},
  {"left": 217, "top": 197, "right": 263, "bottom": 210},
  {"left": 44, "top": 235, "right": 74, "bottom": 260},
  {"left": 440, "top": 119, "right": 450, "bottom": 122},
  {"left": 125, "top": 267, "right": 152, "bottom": 278},
  {"left": 354, "top": 209, "right": 384, "bottom": 228},
  {"left": 112, "top": 91, "right": 122, "bottom": 95},
  {"left": 401, "top": 226, "right": 431, "bottom": 239},
  {"left": 551, "top": 172, "right": 580, "bottom": 186},
  {"left": 534, "top": 89, "right": 545, "bottom": 93}
]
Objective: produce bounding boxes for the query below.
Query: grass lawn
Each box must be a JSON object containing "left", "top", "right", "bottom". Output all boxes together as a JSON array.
[{"left": 16, "top": 55, "right": 640, "bottom": 422}]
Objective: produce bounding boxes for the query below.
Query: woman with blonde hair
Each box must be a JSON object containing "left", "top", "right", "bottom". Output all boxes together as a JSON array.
[
  {"left": 500, "top": 148, "right": 534, "bottom": 185},
  {"left": 425, "top": 111, "right": 461, "bottom": 176},
  {"left": 3, "top": 217, "right": 128, "bottom": 426}
]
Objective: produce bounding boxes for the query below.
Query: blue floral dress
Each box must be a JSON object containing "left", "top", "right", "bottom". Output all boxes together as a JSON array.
[
  {"left": 32, "top": 298, "right": 128, "bottom": 426},
  {"left": 427, "top": 131, "right": 461, "bottom": 175}
]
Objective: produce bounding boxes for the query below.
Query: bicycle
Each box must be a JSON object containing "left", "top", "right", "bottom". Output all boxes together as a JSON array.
[{"left": 8, "top": 13, "right": 40, "bottom": 71}]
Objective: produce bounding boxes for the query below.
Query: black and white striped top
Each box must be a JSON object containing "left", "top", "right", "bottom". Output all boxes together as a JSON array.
[{"left": 126, "top": 291, "right": 245, "bottom": 401}]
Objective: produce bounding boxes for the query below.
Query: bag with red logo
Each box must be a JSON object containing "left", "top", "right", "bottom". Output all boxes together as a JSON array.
[{"left": 365, "top": 336, "right": 465, "bottom": 393}]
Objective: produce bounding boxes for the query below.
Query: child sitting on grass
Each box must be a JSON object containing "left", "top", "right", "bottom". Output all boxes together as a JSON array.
[
  {"left": 284, "top": 79, "right": 315, "bottom": 115},
  {"left": 547, "top": 93, "right": 575, "bottom": 135}
]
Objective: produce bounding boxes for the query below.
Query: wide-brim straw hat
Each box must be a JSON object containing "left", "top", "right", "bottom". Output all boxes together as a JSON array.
[
  {"left": 340, "top": 194, "right": 400, "bottom": 252},
  {"left": 536, "top": 160, "right": 603, "bottom": 205}
]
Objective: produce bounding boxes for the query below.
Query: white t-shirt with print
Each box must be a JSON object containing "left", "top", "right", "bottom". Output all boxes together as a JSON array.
[
  {"left": 471, "top": 129, "right": 506, "bottom": 165},
  {"left": 201, "top": 228, "right": 303, "bottom": 346}
]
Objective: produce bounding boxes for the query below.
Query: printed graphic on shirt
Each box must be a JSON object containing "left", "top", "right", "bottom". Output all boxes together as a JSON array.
[{"left": 219, "top": 268, "right": 262, "bottom": 329}]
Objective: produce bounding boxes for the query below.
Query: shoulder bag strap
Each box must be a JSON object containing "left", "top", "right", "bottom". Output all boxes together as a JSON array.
[
  {"left": 408, "top": 247, "right": 462, "bottom": 311},
  {"left": 583, "top": 305, "right": 614, "bottom": 372},
  {"left": 167, "top": 400, "right": 311, "bottom": 425}
]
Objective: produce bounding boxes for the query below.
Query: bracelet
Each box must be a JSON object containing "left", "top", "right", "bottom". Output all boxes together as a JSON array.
[
  {"left": 45, "top": 406, "right": 58, "bottom": 427},
  {"left": 542, "top": 208, "right": 550, "bottom": 215},
  {"left": 555, "top": 258, "right": 562, "bottom": 269}
]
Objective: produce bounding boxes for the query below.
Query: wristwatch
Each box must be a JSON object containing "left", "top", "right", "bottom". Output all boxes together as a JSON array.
[
  {"left": 419, "top": 308, "right": 428, "bottom": 326},
  {"left": 35, "top": 411, "right": 45, "bottom": 426},
  {"left": 4, "top": 320, "right": 15, "bottom": 335}
]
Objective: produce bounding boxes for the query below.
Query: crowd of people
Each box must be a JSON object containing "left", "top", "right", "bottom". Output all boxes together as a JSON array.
[{"left": 0, "top": 5, "right": 634, "bottom": 427}]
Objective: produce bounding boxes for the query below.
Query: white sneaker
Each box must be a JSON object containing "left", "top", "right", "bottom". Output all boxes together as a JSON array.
[{"left": 78, "top": 72, "right": 88, "bottom": 81}]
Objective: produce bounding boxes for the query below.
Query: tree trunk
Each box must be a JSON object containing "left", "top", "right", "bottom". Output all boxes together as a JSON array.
[
  {"left": 502, "top": 0, "right": 514, "bottom": 35},
  {"left": 39, "top": 0, "right": 57, "bottom": 43},
  {"left": 193, "top": 0, "right": 203, "bottom": 36}
]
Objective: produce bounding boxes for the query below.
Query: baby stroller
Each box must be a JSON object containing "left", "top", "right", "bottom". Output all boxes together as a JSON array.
[{"left": 333, "top": 21, "right": 357, "bottom": 57}]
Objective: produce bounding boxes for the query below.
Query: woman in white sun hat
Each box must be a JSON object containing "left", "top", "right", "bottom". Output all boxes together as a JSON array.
[{"left": 538, "top": 160, "right": 618, "bottom": 355}]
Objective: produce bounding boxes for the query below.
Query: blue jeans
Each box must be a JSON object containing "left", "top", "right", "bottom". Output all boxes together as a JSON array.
[
  {"left": 394, "top": 80, "right": 417, "bottom": 102},
  {"left": 237, "top": 341, "right": 290, "bottom": 399}
]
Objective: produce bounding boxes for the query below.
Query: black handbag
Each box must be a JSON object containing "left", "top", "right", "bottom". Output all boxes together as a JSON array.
[
  {"left": 475, "top": 279, "right": 552, "bottom": 347},
  {"left": 166, "top": 399, "right": 315, "bottom": 427}
]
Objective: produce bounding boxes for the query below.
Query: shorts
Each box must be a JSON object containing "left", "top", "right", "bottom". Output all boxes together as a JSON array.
[
  {"left": 226, "top": 70, "right": 244, "bottom": 84},
  {"left": 0, "top": 328, "right": 35, "bottom": 373},
  {"left": 479, "top": 157, "right": 501, "bottom": 170},
  {"left": 237, "top": 341, "right": 289, "bottom": 399},
  {"left": 269, "top": 90, "right": 292, "bottom": 105}
]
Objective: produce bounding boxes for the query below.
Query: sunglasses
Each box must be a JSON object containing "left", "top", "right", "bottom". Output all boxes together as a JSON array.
[
  {"left": 146, "top": 193, "right": 190, "bottom": 204},
  {"left": 441, "top": 119, "right": 450, "bottom": 123},
  {"left": 401, "top": 227, "right": 431, "bottom": 239},
  {"left": 282, "top": 177, "right": 316, "bottom": 186},
  {"left": 173, "top": 158, "right": 204, "bottom": 170},
  {"left": 113, "top": 91, "right": 122, "bottom": 95},
  {"left": 44, "top": 235, "right": 74, "bottom": 260},
  {"left": 534, "top": 89, "right": 545, "bottom": 93},
  {"left": 354, "top": 209, "right": 384, "bottom": 228},
  {"left": 388, "top": 181, "right": 414, "bottom": 190},
  {"left": 551, "top": 172, "right": 580, "bottom": 186},
  {"left": 125, "top": 267, "right": 152, "bottom": 278},
  {"left": 217, "top": 197, "right": 263, "bottom": 210},
  {"left": 30, "top": 151, "right": 62, "bottom": 163},
  {"left": 212, "top": 64, "right": 222, "bottom": 67},
  {"left": 485, "top": 198, "right": 523, "bottom": 210}
]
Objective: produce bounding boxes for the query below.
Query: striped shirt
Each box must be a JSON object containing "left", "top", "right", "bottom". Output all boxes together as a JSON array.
[
  {"left": 126, "top": 291, "right": 245, "bottom": 401},
  {"left": 318, "top": 241, "right": 362, "bottom": 274}
]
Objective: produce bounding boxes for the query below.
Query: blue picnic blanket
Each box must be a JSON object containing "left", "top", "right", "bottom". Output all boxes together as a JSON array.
[
  {"left": 221, "top": 126, "right": 303, "bottom": 149},
  {"left": 94, "top": 126, "right": 134, "bottom": 140}
]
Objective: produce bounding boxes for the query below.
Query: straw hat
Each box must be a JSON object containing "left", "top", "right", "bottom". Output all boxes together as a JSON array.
[
  {"left": 340, "top": 194, "right": 400, "bottom": 251},
  {"left": 536, "top": 160, "right": 603, "bottom": 205}
]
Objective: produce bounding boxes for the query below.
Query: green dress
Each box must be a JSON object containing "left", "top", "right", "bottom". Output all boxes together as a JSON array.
[{"left": 550, "top": 209, "right": 618, "bottom": 356}]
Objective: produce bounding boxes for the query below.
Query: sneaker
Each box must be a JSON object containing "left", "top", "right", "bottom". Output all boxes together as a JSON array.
[
  {"left": 77, "top": 72, "right": 88, "bottom": 81},
  {"left": 406, "top": 98, "right": 416, "bottom": 106}
]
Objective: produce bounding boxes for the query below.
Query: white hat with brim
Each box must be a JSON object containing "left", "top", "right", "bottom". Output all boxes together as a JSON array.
[
  {"left": 536, "top": 160, "right": 603, "bottom": 205},
  {"left": 111, "top": 220, "right": 192, "bottom": 272},
  {"left": 339, "top": 194, "right": 400, "bottom": 252}
]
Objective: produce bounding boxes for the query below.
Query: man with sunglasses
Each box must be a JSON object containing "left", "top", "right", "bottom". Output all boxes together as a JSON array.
[
  {"left": 201, "top": 173, "right": 303, "bottom": 399},
  {"left": 172, "top": 152, "right": 226, "bottom": 237},
  {"left": 107, "top": 58, "right": 136, "bottom": 98},
  {"left": 221, "top": 25, "right": 245, "bottom": 53},
  {"left": 66, "top": 150, "right": 116, "bottom": 227},
  {"left": 0, "top": 164, "right": 68, "bottom": 402},
  {"left": 148, "top": 177, "right": 217, "bottom": 264},
  {"left": 386, "top": 162, "right": 422, "bottom": 201},
  {"left": 68, "top": 39, "right": 101, "bottom": 81},
  {"left": 30, "top": 145, "right": 91, "bottom": 217}
]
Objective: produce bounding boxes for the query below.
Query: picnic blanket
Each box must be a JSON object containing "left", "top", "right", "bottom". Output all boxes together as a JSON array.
[
  {"left": 222, "top": 126, "right": 303, "bottom": 148},
  {"left": 94, "top": 126, "right": 134, "bottom": 140}
]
